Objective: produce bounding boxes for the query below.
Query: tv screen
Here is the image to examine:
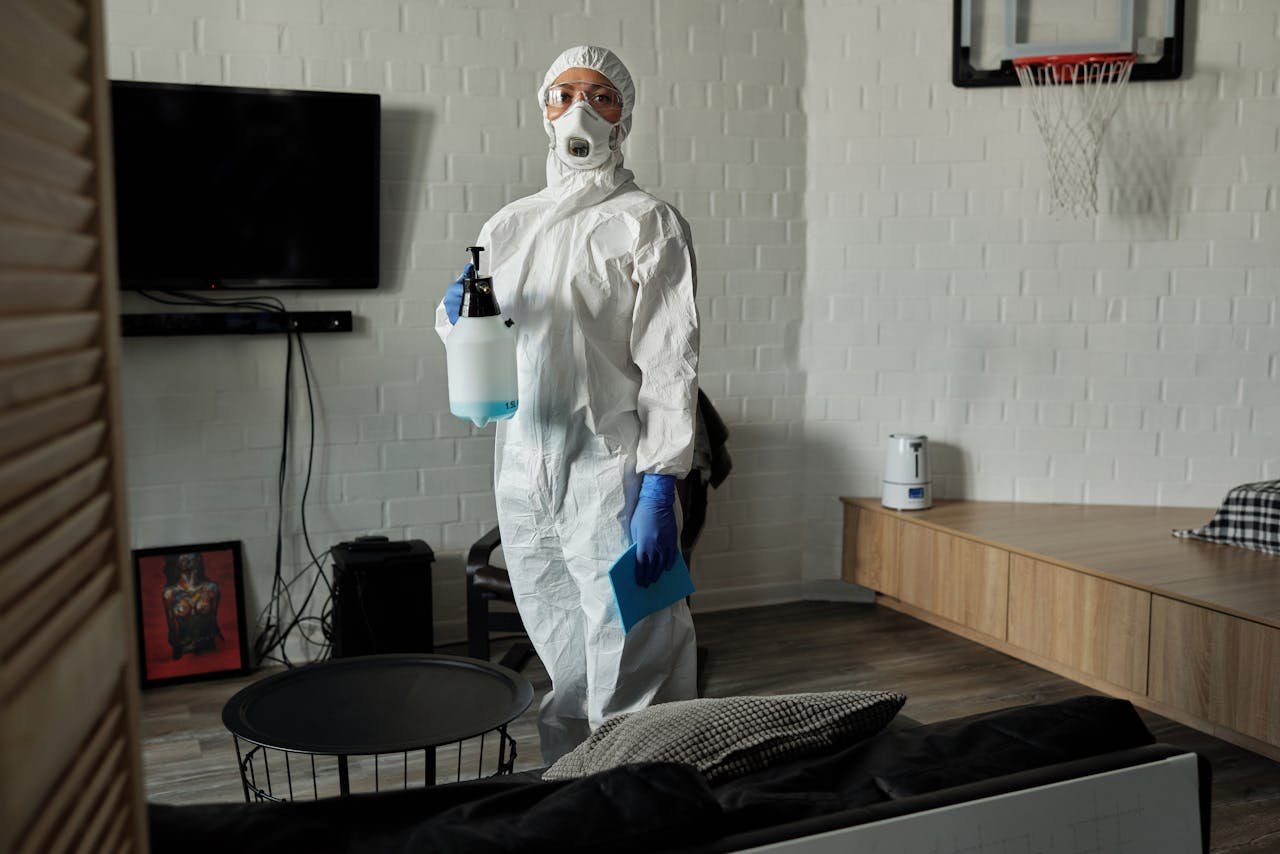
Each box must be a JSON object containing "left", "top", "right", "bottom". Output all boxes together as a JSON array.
[{"left": 110, "top": 81, "right": 380, "bottom": 290}]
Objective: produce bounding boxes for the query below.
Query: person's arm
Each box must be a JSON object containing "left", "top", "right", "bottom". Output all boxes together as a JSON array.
[
  {"left": 629, "top": 208, "right": 699, "bottom": 584},
  {"left": 631, "top": 208, "right": 699, "bottom": 479}
]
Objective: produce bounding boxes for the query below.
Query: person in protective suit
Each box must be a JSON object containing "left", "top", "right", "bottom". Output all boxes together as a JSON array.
[{"left": 436, "top": 45, "right": 699, "bottom": 764}]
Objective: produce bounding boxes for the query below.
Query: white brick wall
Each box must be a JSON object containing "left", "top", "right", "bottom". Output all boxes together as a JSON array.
[
  {"left": 107, "top": 0, "right": 808, "bottom": 652},
  {"left": 108, "top": 0, "right": 1279, "bottom": 648},
  {"left": 803, "top": 0, "right": 1280, "bottom": 584}
]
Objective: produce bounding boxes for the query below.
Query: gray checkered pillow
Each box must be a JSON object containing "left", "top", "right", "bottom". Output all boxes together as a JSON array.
[{"left": 542, "top": 690, "right": 906, "bottom": 783}]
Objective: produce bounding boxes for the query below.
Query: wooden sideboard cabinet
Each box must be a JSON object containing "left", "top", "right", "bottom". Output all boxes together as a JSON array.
[{"left": 841, "top": 497, "right": 1280, "bottom": 761}]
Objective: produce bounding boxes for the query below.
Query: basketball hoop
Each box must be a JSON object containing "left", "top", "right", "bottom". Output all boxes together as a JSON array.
[{"left": 1014, "top": 53, "right": 1135, "bottom": 217}]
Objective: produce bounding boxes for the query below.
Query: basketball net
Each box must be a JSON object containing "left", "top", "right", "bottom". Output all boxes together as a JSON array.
[{"left": 1014, "top": 53, "right": 1135, "bottom": 217}]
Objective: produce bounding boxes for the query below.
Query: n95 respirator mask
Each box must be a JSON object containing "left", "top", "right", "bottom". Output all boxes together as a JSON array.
[{"left": 550, "top": 101, "right": 618, "bottom": 171}]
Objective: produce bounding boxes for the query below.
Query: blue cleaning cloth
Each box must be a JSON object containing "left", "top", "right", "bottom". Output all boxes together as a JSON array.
[{"left": 608, "top": 544, "right": 696, "bottom": 633}]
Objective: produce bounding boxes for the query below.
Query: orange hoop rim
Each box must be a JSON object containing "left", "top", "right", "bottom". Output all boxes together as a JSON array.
[{"left": 1012, "top": 52, "right": 1136, "bottom": 69}]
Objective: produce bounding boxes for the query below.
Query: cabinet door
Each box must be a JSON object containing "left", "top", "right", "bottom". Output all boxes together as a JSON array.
[
  {"left": 899, "top": 528, "right": 1008, "bottom": 640},
  {"left": 842, "top": 505, "right": 899, "bottom": 596},
  {"left": 1008, "top": 555, "right": 1151, "bottom": 693},
  {"left": 1150, "top": 596, "right": 1280, "bottom": 747}
]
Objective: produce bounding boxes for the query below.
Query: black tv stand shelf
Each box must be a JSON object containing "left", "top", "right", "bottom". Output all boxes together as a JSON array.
[{"left": 121, "top": 311, "right": 353, "bottom": 337}]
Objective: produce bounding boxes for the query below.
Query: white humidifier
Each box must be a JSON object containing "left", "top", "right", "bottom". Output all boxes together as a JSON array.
[{"left": 882, "top": 434, "right": 932, "bottom": 511}]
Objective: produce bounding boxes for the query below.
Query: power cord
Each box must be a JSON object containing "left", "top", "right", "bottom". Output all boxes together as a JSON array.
[{"left": 138, "top": 291, "right": 335, "bottom": 666}]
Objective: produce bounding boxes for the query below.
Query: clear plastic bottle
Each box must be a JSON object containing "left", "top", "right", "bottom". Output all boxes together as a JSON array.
[{"left": 445, "top": 247, "right": 518, "bottom": 427}]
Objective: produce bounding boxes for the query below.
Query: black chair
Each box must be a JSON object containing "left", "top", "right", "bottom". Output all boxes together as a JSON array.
[
  {"left": 466, "top": 392, "right": 732, "bottom": 675},
  {"left": 465, "top": 526, "right": 534, "bottom": 672}
]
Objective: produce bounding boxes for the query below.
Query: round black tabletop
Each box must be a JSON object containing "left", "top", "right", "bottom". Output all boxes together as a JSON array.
[{"left": 221, "top": 654, "right": 534, "bottom": 755}]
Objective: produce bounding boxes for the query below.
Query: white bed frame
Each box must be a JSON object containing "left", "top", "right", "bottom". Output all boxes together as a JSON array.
[{"left": 747, "top": 752, "right": 1203, "bottom": 853}]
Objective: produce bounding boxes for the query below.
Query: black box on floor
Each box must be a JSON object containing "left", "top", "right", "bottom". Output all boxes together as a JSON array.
[{"left": 331, "top": 537, "right": 434, "bottom": 658}]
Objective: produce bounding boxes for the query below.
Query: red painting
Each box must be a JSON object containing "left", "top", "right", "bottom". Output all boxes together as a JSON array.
[{"left": 134, "top": 541, "right": 251, "bottom": 687}]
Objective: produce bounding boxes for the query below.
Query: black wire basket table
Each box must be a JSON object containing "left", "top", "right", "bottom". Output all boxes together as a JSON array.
[{"left": 221, "top": 654, "right": 534, "bottom": 802}]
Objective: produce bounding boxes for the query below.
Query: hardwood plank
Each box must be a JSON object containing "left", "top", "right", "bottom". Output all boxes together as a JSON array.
[
  {"left": 1150, "top": 596, "right": 1280, "bottom": 748},
  {"left": 0, "top": 348, "right": 100, "bottom": 407},
  {"left": 841, "top": 503, "right": 899, "bottom": 596},
  {"left": 1008, "top": 554, "right": 1151, "bottom": 693},
  {"left": 844, "top": 498, "right": 1280, "bottom": 629},
  {"left": 0, "top": 383, "right": 102, "bottom": 459}
]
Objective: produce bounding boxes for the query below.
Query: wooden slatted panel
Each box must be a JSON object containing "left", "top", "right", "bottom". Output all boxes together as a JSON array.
[
  {"left": 14, "top": 702, "right": 124, "bottom": 854},
  {"left": 99, "top": 807, "right": 133, "bottom": 854},
  {"left": 0, "top": 492, "right": 110, "bottom": 612},
  {"left": 50, "top": 737, "right": 125, "bottom": 854},
  {"left": 0, "top": 527, "right": 111, "bottom": 662},
  {"left": 0, "top": 420, "right": 104, "bottom": 508},
  {"left": 0, "top": 170, "right": 96, "bottom": 232},
  {"left": 0, "top": 271, "right": 97, "bottom": 314},
  {"left": 0, "top": 2, "right": 87, "bottom": 73},
  {"left": 17, "top": 0, "right": 86, "bottom": 37},
  {"left": 0, "top": 455, "right": 106, "bottom": 561},
  {"left": 0, "top": 348, "right": 101, "bottom": 407},
  {"left": 0, "top": 127, "right": 94, "bottom": 193},
  {"left": 0, "top": 224, "right": 97, "bottom": 269},
  {"left": 72, "top": 774, "right": 128, "bottom": 854},
  {"left": 0, "top": 313, "right": 99, "bottom": 360},
  {"left": 0, "top": 384, "right": 102, "bottom": 458},
  {"left": 0, "top": 0, "right": 148, "bottom": 849},
  {"left": 0, "top": 83, "right": 92, "bottom": 154},
  {"left": 1, "top": 593, "right": 128, "bottom": 852},
  {"left": 0, "top": 30, "right": 88, "bottom": 119}
]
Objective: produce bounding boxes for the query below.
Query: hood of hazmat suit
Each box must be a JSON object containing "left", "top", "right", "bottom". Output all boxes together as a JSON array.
[{"left": 435, "top": 45, "right": 699, "bottom": 765}]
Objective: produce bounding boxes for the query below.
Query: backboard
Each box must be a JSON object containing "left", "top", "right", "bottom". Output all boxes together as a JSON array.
[{"left": 953, "top": 0, "right": 1186, "bottom": 87}]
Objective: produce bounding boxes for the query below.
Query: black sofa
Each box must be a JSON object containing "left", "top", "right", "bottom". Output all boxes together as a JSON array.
[{"left": 150, "top": 694, "right": 1210, "bottom": 853}]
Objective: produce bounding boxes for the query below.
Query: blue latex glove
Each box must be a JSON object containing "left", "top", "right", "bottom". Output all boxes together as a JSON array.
[
  {"left": 444, "top": 263, "right": 473, "bottom": 325},
  {"left": 630, "top": 473, "right": 678, "bottom": 587}
]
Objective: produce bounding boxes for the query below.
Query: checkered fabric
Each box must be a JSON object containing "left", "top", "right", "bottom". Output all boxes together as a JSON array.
[
  {"left": 542, "top": 690, "right": 907, "bottom": 784},
  {"left": 1173, "top": 480, "right": 1280, "bottom": 556}
]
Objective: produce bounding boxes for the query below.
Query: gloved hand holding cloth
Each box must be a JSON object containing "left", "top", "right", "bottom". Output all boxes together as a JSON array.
[{"left": 631, "top": 473, "right": 678, "bottom": 587}]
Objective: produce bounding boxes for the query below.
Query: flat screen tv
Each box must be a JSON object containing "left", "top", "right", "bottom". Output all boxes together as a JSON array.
[{"left": 110, "top": 81, "right": 380, "bottom": 290}]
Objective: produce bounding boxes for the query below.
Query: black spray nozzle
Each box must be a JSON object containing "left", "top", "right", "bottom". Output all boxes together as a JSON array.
[{"left": 460, "top": 245, "right": 500, "bottom": 318}]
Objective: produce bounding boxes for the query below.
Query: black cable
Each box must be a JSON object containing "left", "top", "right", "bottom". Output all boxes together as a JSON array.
[{"left": 137, "top": 291, "right": 335, "bottom": 666}]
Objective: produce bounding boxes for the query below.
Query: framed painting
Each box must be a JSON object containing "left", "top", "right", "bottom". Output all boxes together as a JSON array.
[{"left": 133, "top": 541, "right": 252, "bottom": 688}]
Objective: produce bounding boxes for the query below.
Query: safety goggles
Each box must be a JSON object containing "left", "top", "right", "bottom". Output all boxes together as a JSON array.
[{"left": 544, "top": 82, "right": 624, "bottom": 122}]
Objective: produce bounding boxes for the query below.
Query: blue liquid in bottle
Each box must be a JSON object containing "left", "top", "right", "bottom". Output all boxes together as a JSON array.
[{"left": 450, "top": 399, "right": 518, "bottom": 427}]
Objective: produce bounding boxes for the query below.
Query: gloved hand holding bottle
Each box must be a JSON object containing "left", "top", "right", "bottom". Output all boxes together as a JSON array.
[
  {"left": 444, "top": 263, "right": 473, "bottom": 325},
  {"left": 630, "top": 473, "right": 678, "bottom": 587}
]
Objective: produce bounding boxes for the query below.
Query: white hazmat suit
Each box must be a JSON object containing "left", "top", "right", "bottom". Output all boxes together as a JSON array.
[{"left": 435, "top": 46, "right": 699, "bottom": 764}]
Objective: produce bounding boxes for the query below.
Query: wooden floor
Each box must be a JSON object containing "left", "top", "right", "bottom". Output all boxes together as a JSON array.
[{"left": 141, "top": 601, "right": 1280, "bottom": 852}]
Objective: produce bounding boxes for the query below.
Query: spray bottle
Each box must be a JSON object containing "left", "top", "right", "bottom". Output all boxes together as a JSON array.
[{"left": 445, "top": 246, "right": 518, "bottom": 427}]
